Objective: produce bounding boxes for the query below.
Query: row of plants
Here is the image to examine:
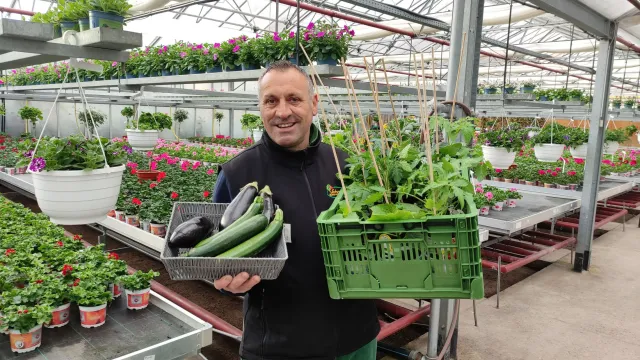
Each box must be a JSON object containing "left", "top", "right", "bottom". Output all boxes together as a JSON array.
[
  {"left": 610, "top": 96, "right": 640, "bottom": 109},
  {"left": 3, "top": 21, "right": 354, "bottom": 86},
  {"left": 0, "top": 196, "right": 158, "bottom": 353},
  {"left": 30, "top": 0, "right": 131, "bottom": 34},
  {"left": 187, "top": 135, "right": 254, "bottom": 148},
  {"left": 153, "top": 138, "right": 239, "bottom": 164},
  {"left": 478, "top": 80, "right": 541, "bottom": 94},
  {"left": 473, "top": 184, "right": 522, "bottom": 215}
]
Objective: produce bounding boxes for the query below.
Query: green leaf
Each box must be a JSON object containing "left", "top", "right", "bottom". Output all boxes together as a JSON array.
[{"left": 439, "top": 143, "right": 462, "bottom": 157}]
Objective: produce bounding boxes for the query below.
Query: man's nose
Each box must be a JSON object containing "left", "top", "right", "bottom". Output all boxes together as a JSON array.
[{"left": 275, "top": 100, "right": 292, "bottom": 119}]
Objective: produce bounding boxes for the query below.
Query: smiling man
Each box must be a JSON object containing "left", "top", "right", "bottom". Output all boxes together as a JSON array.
[{"left": 212, "top": 61, "right": 379, "bottom": 360}]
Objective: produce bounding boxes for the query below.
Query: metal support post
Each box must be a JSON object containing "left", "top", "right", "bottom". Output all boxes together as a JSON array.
[
  {"left": 228, "top": 81, "right": 235, "bottom": 137},
  {"left": 497, "top": 256, "right": 501, "bottom": 309},
  {"left": 574, "top": 22, "right": 618, "bottom": 273}
]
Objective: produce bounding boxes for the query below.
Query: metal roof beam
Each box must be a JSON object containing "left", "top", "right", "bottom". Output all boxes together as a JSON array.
[
  {"left": 338, "top": 0, "right": 450, "bottom": 31},
  {"left": 524, "top": 0, "right": 613, "bottom": 39}
]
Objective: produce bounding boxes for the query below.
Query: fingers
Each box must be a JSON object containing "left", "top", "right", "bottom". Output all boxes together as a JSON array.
[{"left": 214, "top": 273, "right": 261, "bottom": 294}]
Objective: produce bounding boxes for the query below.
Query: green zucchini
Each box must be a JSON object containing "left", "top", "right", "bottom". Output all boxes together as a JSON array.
[
  {"left": 216, "top": 209, "right": 284, "bottom": 258},
  {"left": 194, "top": 196, "right": 263, "bottom": 249},
  {"left": 186, "top": 214, "right": 269, "bottom": 257}
]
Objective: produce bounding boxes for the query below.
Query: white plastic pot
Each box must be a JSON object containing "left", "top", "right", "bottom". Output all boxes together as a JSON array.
[
  {"left": 604, "top": 141, "right": 619, "bottom": 155},
  {"left": 534, "top": 144, "right": 565, "bottom": 162},
  {"left": 570, "top": 144, "right": 588, "bottom": 159},
  {"left": 126, "top": 129, "right": 160, "bottom": 151},
  {"left": 252, "top": 129, "right": 264, "bottom": 142},
  {"left": 492, "top": 201, "right": 504, "bottom": 211},
  {"left": 125, "top": 288, "right": 151, "bottom": 310},
  {"left": 479, "top": 206, "right": 490, "bottom": 216},
  {"left": 125, "top": 214, "right": 139, "bottom": 227},
  {"left": 481, "top": 145, "right": 516, "bottom": 169},
  {"left": 9, "top": 324, "right": 42, "bottom": 353},
  {"left": 114, "top": 210, "right": 126, "bottom": 222},
  {"left": 506, "top": 199, "right": 517, "bottom": 208},
  {"left": 150, "top": 223, "right": 166, "bottom": 237},
  {"left": 45, "top": 303, "right": 70, "bottom": 328},
  {"left": 78, "top": 303, "right": 107, "bottom": 328},
  {"left": 109, "top": 283, "right": 122, "bottom": 298},
  {"left": 30, "top": 165, "right": 125, "bottom": 225}
]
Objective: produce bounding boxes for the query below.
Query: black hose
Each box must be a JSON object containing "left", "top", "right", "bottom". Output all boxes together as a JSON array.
[{"left": 377, "top": 343, "right": 423, "bottom": 360}]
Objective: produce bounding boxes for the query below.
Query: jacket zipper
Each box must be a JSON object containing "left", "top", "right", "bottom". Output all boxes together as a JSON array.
[
  {"left": 301, "top": 162, "right": 318, "bottom": 218},
  {"left": 261, "top": 287, "right": 266, "bottom": 357}
]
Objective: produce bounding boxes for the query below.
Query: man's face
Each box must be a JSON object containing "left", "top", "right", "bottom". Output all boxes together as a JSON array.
[{"left": 259, "top": 68, "right": 318, "bottom": 151}]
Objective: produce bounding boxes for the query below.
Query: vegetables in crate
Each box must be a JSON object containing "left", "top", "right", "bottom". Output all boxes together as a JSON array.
[
  {"left": 186, "top": 214, "right": 269, "bottom": 257},
  {"left": 217, "top": 208, "right": 284, "bottom": 258},
  {"left": 219, "top": 181, "right": 259, "bottom": 230},
  {"left": 167, "top": 216, "right": 214, "bottom": 248},
  {"left": 194, "top": 195, "right": 264, "bottom": 248}
]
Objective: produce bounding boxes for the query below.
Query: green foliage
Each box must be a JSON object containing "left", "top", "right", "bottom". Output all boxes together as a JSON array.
[
  {"left": 301, "top": 21, "right": 353, "bottom": 61},
  {"left": 18, "top": 106, "right": 43, "bottom": 128},
  {"left": 57, "top": 0, "right": 90, "bottom": 21},
  {"left": 77, "top": 109, "right": 106, "bottom": 137},
  {"left": 173, "top": 109, "right": 189, "bottom": 124},
  {"left": 563, "top": 127, "right": 589, "bottom": 148},
  {"left": 240, "top": 113, "right": 263, "bottom": 131},
  {"left": 478, "top": 125, "right": 528, "bottom": 152},
  {"left": 530, "top": 123, "right": 569, "bottom": 145},
  {"left": 238, "top": 37, "right": 262, "bottom": 67},
  {"left": 0, "top": 304, "right": 52, "bottom": 333},
  {"left": 16, "top": 135, "right": 127, "bottom": 171},
  {"left": 70, "top": 278, "right": 111, "bottom": 306},
  {"left": 89, "top": 0, "right": 132, "bottom": 16},
  {"left": 605, "top": 128, "right": 629, "bottom": 143},
  {"left": 131, "top": 112, "right": 172, "bottom": 131},
  {"left": 118, "top": 270, "right": 159, "bottom": 291}
]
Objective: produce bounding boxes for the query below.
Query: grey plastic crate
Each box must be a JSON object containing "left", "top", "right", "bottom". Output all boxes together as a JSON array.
[{"left": 160, "top": 202, "right": 288, "bottom": 280}]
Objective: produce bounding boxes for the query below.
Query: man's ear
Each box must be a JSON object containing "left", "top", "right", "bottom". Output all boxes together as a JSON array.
[{"left": 312, "top": 93, "right": 319, "bottom": 116}]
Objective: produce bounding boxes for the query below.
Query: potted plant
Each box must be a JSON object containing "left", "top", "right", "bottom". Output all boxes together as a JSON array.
[
  {"left": 147, "top": 199, "right": 172, "bottom": 237},
  {"left": 623, "top": 97, "right": 635, "bottom": 109},
  {"left": 70, "top": 278, "right": 112, "bottom": 328},
  {"left": 481, "top": 81, "right": 499, "bottom": 95},
  {"left": 77, "top": 109, "right": 106, "bottom": 138},
  {"left": 565, "top": 127, "right": 590, "bottom": 159},
  {"left": 554, "top": 172, "right": 571, "bottom": 190},
  {"left": 238, "top": 36, "right": 262, "bottom": 70},
  {"left": 240, "top": 113, "right": 263, "bottom": 141},
  {"left": 126, "top": 112, "right": 172, "bottom": 151},
  {"left": 215, "top": 112, "right": 224, "bottom": 135},
  {"left": 38, "top": 274, "right": 72, "bottom": 328},
  {"left": 502, "top": 82, "right": 517, "bottom": 94},
  {"left": 120, "top": 196, "right": 142, "bottom": 227},
  {"left": 18, "top": 106, "right": 43, "bottom": 136},
  {"left": 173, "top": 108, "right": 188, "bottom": 137},
  {"left": 568, "top": 89, "right": 584, "bottom": 102},
  {"left": 57, "top": 0, "right": 84, "bottom": 32},
  {"left": 604, "top": 128, "right": 628, "bottom": 155},
  {"left": 484, "top": 186, "right": 508, "bottom": 211},
  {"left": 119, "top": 270, "right": 159, "bottom": 310},
  {"left": 478, "top": 126, "right": 527, "bottom": 169},
  {"left": 121, "top": 106, "right": 134, "bottom": 128},
  {"left": 16, "top": 135, "right": 127, "bottom": 225},
  {"left": 611, "top": 96, "right": 622, "bottom": 109},
  {"left": 97, "top": 253, "right": 128, "bottom": 298},
  {"left": 473, "top": 187, "right": 495, "bottom": 216},
  {"left": 565, "top": 170, "right": 580, "bottom": 190},
  {"left": 531, "top": 123, "right": 567, "bottom": 162},
  {"left": 490, "top": 168, "right": 504, "bottom": 182},
  {"left": 302, "top": 21, "right": 353, "bottom": 66},
  {"left": 505, "top": 188, "right": 522, "bottom": 208},
  {"left": 88, "top": 0, "right": 131, "bottom": 30},
  {"left": 520, "top": 81, "right": 537, "bottom": 94},
  {"left": 0, "top": 304, "right": 52, "bottom": 353},
  {"left": 217, "top": 37, "right": 242, "bottom": 71},
  {"left": 534, "top": 88, "right": 550, "bottom": 101}
]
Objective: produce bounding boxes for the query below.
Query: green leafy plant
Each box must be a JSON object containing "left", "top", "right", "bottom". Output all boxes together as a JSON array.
[
  {"left": 118, "top": 270, "right": 159, "bottom": 291},
  {"left": 130, "top": 112, "right": 172, "bottom": 131},
  {"left": 530, "top": 123, "right": 569, "bottom": 145},
  {"left": 240, "top": 113, "right": 263, "bottom": 131},
  {"left": 173, "top": 109, "right": 188, "bottom": 124},
  {"left": 57, "top": 0, "right": 90, "bottom": 22},
  {"left": 238, "top": 36, "right": 262, "bottom": 68},
  {"left": 0, "top": 304, "right": 52, "bottom": 333},
  {"left": 301, "top": 21, "right": 353, "bottom": 62},
  {"left": 77, "top": 109, "right": 106, "bottom": 137},
  {"left": 605, "top": 128, "right": 629, "bottom": 143},
  {"left": 18, "top": 106, "right": 44, "bottom": 132},
  {"left": 478, "top": 125, "right": 528, "bottom": 152},
  {"left": 563, "top": 127, "right": 589, "bottom": 148},
  {"left": 611, "top": 96, "right": 622, "bottom": 106},
  {"left": 70, "top": 278, "right": 112, "bottom": 306},
  {"left": 89, "top": 0, "right": 132, "bottom": 16}
]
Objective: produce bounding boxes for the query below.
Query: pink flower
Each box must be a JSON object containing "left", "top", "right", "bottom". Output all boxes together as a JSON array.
[
  {"left": 150, "top": 161, "right": 157, "bottom": 170},
  {"left": 475, "top": 187, "right": 484, "bottom": 194},
  {"left": 551, "top": 171, "right": 558, "bottom": 177},
  {"left": 193, "top": 161, "right": 201, "bottom": 170},
  {"left": 207, "top": 169, "right": 215, "bottom": 175},
  {"left": 632, "top": 160, "right": 637, "bottom": 166},
  {"left": 289, "top": 31, "right": 295, "bottom": 38},
  {"left": 304, "top": 32, "right": 311, "bottom": 41},
  {"left": 273, "top": 34, "right": 281, "bottom": 42},
  {"left": 255, "top": 33, "right": 260, "bottom": 38},
  {"left": 538, "top": 170, "right": 546, "bottom": 175},
  {"left": 307, "top": 22, "right": 315, "bottom": 30},
  {"left": 485, "top": 192, "right": 494, "bottom": 200},
  {"left": 317, "top": 31, "right": 325, "bottom": 38},
  {"left": 233, "top": 45, "right": 240, "bottom": 52},
  {"left": 567, "top": 171, "right": 577, "bottom": 176},
  {"left": 510, "top": 188, "right": 517, "bottom": 192},
  {"left": 196, "top": 44, "right": 203, "bottom": 49},
  {"left": 180, "top": 52, "right": 187, "bottom": 58},
  {"left": 213, "top": 53, "right": 218, "bottom": 61},
  {"left": 181, "top": 161, "right": 190, "bottom": 171},
  {"left": 602, "top": 159, "right": 612, "bottom": 165},
  {"left": 228, "top": 39, "right": 236, "bottom": 45},
  {"left": 349, "top": 29, "right": 355, "bottom": 36},
  {"left": 495, "top": 168, "right": 502, "bottom": 173},
  {"left": 203, "top": 49, "right": 209, "bottom": 55},
  {"left": 214, "top": 43, "right": 221, "bottom": 48},
  {"left": 555, "top": 167, "right": 561, "bottom": 171},
  {"left": 574, "top": 158, "right": 584, "bottom": 165}
]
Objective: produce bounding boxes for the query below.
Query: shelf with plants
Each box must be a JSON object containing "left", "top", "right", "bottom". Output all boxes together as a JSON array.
[
  {"left": 187, "top": 135, "right": 254, "bottom": 149},
  {"left": 3, "top": 20, "right": 353, "bottom": 91},
  {"left": 473, "top": 184, "right": 522, "bottom": 216},
  {"left": 0, "top": 196, "right": 161, "bottom": 353},
  {"left": 153, "top": 138, "right": 240, "bottom": 164}
]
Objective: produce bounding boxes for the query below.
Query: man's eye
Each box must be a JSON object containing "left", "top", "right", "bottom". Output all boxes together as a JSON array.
[
  {"left": 289, "top": 98, "right": 300, "bottom": 104},
  {"left": 266, "top": 99, "right": 276, "bottom": 105}
]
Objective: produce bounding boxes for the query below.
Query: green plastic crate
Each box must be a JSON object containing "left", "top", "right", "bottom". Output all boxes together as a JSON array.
[{"left": 317, "top": 191, "right": 484, "bottom": 300}]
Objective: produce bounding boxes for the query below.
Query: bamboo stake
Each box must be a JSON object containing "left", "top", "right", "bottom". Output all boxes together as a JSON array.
[
  {"left": 363, "top": 56, "right": 386, "bottom": 156},
  {"left": 431, "top": 47, "right": 440, "bottom": 153},
  {"left": 340, "top": 60, "right": 368, "bottom": 185},
  {"left": 380, "top": 58, "right": 402, "bottom": 138},
  {"left": 371, "top": 56, "right": 387, "bottom": 142},
  {"left": 449, "top": 32, "right": 467, "bottom": 126},
  {"left": 413, "top": 54, "right": 436, "bottom": 214}
]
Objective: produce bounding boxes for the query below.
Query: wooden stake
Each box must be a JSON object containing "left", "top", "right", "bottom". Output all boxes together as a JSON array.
[
  {"left": 371, "top": 56, "right": 387, "bottom": 142},
  {"left": 413, "top": 54, "right": 436, "bottom": 214},
  {"left": 340, "top": 60, "right": 368, "bottom": 185},
  {"left": 449, "top": 32, "right": 467, "bottom": 126},
  {"left": 431, "top": 47, "right": 440, "bottom": 153},
  {"left": 380, "top": 58, "right": 402, "bottom": 139},
  {"left": 363, "top": 56, "right": 386, "bottom": 156}
]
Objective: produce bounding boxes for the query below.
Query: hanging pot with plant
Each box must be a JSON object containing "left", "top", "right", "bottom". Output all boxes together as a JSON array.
[
  {"left": 119, "top": 270, "right": 159, "bottom": 310},
  {"left": 478, "top": 125, "right": 527, "bottom": 169},
  {"left": 531, "top": 123, "right": 568, "bottom": 162},
  {"left": 240, "top": 113, "right": 264, "bottom": 141},
  {"left": 126, "top": 112, "right": 172, "bottom": 151},
  {"left": 604, "top": 128, "right": 629, "bottom": 155},
  {"left": 17, "top": 135, "right": 127, "bottom": 225},
  {"left": 565, "top": 127, "right": 590, "bottom": 159}
]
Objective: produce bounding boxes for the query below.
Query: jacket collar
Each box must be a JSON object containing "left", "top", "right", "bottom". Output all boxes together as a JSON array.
[{"left": 260, "top": 123, "right": 321, "bottom": 168}]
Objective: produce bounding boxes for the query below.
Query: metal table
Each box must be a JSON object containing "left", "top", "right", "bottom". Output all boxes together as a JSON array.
[
  {"left": 480, "top": 178, "right": 634, "bottom": 202},
  {"left": 0, "top": 291, "right": 212, "bottom": 360},
  {"left": 478, "top": 191, "right": 580, "bottom": 234}
]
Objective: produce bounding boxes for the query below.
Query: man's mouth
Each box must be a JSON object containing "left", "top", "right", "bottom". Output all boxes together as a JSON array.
[{"left": 276, "top": 123, "right": 295, "bottom": 129}]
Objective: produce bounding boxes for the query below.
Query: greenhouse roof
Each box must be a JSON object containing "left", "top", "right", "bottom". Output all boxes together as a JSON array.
[{"left": 2, "top": 0, "right": 640, "bottom": 95}]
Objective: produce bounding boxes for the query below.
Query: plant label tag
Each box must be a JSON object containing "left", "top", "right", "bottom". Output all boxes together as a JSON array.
[
  {"left": 282, "top": 224, "right": 292, "bottom": 243},
  {"left": 144, "top": 356, "right": 155, "bottom": 360}
]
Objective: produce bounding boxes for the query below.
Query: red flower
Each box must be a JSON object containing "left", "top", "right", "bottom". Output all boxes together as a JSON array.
[
  {"left": 73, "top": 278, "right": 80, "bottom": 287},
  {"left": 568, "top": 171, "right": 577, "bottom": 176},
  {"left": 4, "top": 248, "right": 15, "bottom": 256},
  {"left": 56, "top": 241, "right": 64, "bottom": 247},
  {"left": 73, "top": 234, "right": 82, "bottom": 241},
  {"left": 632, "top": 160, "right": 637, "bottom": 166},
  {"left": 574, "top": 158, "right": 585, "bottom": 165},
  {"left": 157, "top": 171, "right": 167, "bottom": 181},
  {"left": 149, "top": 182, "right": 157, "bottom": 189},
  {"left": 61, "top": 264, "right": 73, "bottom": 276},
  {"left": 551, "top": 171, "right": 558, "bottom": 177},
  {"left": 555, "top": 167, "right": 561, "bottom": 172},
  {"left": 171, "top": 192, "right": 179, "bottom": 199},
  {"left": 131, "top": 168, "right": 137, "bottom": 175},
  {"left": 203, "top": 191, "right": 210, "bottom": 198},
  {"left": 35, "top": 279, "right": 43, "bottom": 284},
  {"left": 546, "top": 169, "right": 552, "bottom": 174},
  {"left": 207, "top": 169, "right": 215, "bottom": 176},
  {"left": 132, "top": 198, "right": 142, "bottom": 206},
  {"left": 495, "top": 168, "right": 503, "bottom": 173},
  {"left": 108, "top": 252, "right": 119, "bottom": 260},
  {"left": 538, "top": 170, "right": 546, "bottom": 175}
]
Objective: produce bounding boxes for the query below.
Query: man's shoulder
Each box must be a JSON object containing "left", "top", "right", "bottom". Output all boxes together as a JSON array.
[
  {"left": 317, "top": 142, "right": 348, "bottom": 162},
  {"left": 222, "top": 142, "right": 264, "bottom": 168}
]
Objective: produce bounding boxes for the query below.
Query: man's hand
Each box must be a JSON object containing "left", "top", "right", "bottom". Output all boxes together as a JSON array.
[{"left": 214, "top": 272, "right": 261, "bottom": 294}]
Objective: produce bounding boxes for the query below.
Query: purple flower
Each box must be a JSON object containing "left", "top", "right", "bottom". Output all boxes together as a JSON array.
[
  {"left": 122, "top": 145, "right": 133, "bottom": 154},
  {"left": 349, "top": 29, "right": 355, "bottom": 36},
  {"left": 29, "top": 157, "right": 46, "bottom": 172},
  {"left": 274, "top": 34, "right": 281, "bottom": 42},
  {"left": 336, "top": 35, "right": 342, "bottom": 40},
  {"left": 180, "top": 52, "right": 187, "bottom": 58},
  {"left": 307, "top": 22, "right": 314, "bottom": 30},
  {"left": 317, "top": 31, "right": 325, "bottom": 38},
  {"left": 157, "top": 48, "right": 163, "bottom": 54},
  {"left": 23, "top": 150, "right": 33, "bottom": 158},
  {"left": 289, "top": 31, "right": 295, "bottom": 39},
  {"left": 196, "top": 44, "right": 203, "bottom": 49},
  {"left": 213, "top": 53, "right": 218, "bottom": 61},
  {"left": 228, "top": 39, "right": 236, "bottom": 45},
  {"left": 232, "top": 45, "right": 240, "bottom": 53},
  {"left": 163, "top": 45, "right": 168, "bottom": 52},
  {"left": 214, "top": 43, "right": 221, "bottom": 48},
  {"left": 11, "top": 69, "right": 16, "bottom": 74},
  {"left": 241, "top": 35, "right": 248, "bottom": 42},
  {"left": 564, "top": 135, "right": 570, "bottom": 141},
  {"left": 203, "top": 48, "right": 209, "bottom": 55},
  {"left": 304, "top": 32, "right": 311, "bottom": 41},
  {"left": 343, "top": 25, "right": 349, "bottom": 31},
  {"left": 255, "top": 33, "right": 260, "bottom": 38}
]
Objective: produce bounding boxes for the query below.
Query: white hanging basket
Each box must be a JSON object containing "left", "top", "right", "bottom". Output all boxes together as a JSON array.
[
  {"left": 481, "top": 145, "right": 516, "bottom": 170},
  {"left": 637, "top": 133, "right": 640, "bottom": 143},
  {"left": 527, "top": 130, "right": 539, "bottom": 138},
  {"left": 126, "top": 129, "right": 159, "bottom": 151},
  {"left": 252, "top": 129, "right": 264, "bottom": 142},
  {"left": 31, "top": 165, "right": 125, "bottom": 225},
  {"left": 534, "top": 144, "right": 565, "bottom": 162},
  {"left": 603, "top": 141, "right": 619, "bottom": 155},
  {"left": 570, "top": 144, "right": 588, "bottom": 159}
]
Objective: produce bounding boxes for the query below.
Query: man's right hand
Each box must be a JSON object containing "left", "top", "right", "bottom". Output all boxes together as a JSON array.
[{"left": 213, "top": 272, "right": 261, "bottom": 294}]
